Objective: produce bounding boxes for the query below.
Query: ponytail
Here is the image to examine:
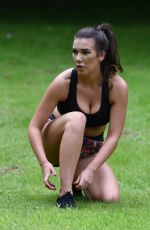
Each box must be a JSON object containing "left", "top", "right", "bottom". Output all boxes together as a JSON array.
[{"left": 96, "top": 23, "right": 123, "bottom": 81}]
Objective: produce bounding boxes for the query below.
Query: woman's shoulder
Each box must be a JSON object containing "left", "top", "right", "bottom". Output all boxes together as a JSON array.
[
  {"left": 50, "top": 68, "right": 73, "bottom": 88},
  {"left": 46, "top": 68, "right": 74, "bottom": 101},
  {"left": 54, "top": 68, "right": 73, "bottom": 81},
  {"left": 109, "top": 75, "right": 128, "bottom": 103},
  {"left": 109, "top": 74, "right": 128, "bottom": 91}
]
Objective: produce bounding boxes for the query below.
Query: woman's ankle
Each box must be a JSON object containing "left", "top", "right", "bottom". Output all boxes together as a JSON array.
[{"left": 59, "top": 188, "right": 73, "bottom": 197}]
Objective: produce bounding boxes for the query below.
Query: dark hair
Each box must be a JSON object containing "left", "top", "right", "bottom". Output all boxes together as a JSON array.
[{"left": 74, "top": 23, "right": 123, "bottom": 81}]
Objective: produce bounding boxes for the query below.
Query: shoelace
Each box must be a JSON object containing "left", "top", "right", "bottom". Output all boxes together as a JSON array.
[{"left": 56, "top": 191, "right": 76, "bottom": 208}]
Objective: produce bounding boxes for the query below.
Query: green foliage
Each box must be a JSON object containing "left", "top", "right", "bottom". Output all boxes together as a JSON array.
[{"left": 0, "top": 18, "right": 150, "bottom": 230}]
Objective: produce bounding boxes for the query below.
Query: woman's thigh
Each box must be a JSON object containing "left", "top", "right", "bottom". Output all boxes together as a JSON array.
[
  {"left": 41, "top": 117, "right": 65, "bottom": 166},
  {"left": 75, "top": 158, "right": 120, "bottom": 202},
  {"left": 41, "top": 112, "right": 86, "bottom": 166}
]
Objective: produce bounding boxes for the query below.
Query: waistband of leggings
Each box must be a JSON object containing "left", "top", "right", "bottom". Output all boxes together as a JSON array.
[{"left": 84, "top": 133, "right": 104, "bottom": 142}]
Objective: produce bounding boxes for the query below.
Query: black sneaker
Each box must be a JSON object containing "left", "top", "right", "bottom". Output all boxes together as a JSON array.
[
  {"left": 56, "top": 191, "right": 76, "bottom": 209},
  {"left": 72, "top": 186, "right": 83, "bottom": 199}
]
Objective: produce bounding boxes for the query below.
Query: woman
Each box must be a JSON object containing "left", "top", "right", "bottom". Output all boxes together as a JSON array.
[{"left": 28, "top": 23, "right": 128, "bottom": 209}]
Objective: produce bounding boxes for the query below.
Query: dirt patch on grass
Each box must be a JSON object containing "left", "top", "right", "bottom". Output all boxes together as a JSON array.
[
  {"left": 0, "top": 165, "right": 20, "bottom": 175},
  {"left": 123, "top": 128, "right": 138, "bottom": 137}
]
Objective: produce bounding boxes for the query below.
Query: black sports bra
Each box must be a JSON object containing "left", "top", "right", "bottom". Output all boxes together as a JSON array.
[{"left": 57, "top": 68, "right": 110, "bottom": 127}]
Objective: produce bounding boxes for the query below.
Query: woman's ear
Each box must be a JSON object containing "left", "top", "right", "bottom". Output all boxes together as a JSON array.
[{"left": 98, "top": 50, "right": 106, "bottom": 62}]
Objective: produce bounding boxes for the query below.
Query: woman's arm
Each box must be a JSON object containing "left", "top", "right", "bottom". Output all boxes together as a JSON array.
[
  {"left": 74, "top": 76, "right": 128, "bottom": 189},
  {"left": 88, "top": 76, "right": 128, "bottom": 172},
  {"left": 28, "top": 69, "right": 72, "bottom": 167}
]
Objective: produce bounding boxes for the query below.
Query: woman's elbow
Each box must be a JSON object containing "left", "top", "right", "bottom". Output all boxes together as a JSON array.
[
  {"left": 106, "top": 134, "right": 120, "bottom": 147},
  {"left": 28, "top": 122, "right": 37, "bottom": 140},
  {"left": 28, "top": 121, "right": 42, "bottom": 139}
]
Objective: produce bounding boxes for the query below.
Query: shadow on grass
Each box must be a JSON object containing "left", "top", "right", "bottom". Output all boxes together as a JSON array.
[
  {"left": 24, "top": 192, "right": 58, "bottom": 208},
  {"left": 4, "top": 190, "right": 92, "bottom": 211},
  {"left": 24, "top": 192, "right": 88, "bottom": 207},
  {"left": 23, "top": 192, "right": 126, "bottom": 210},
  {"left": 2, "top": 178, "right": 148, "bottom": 211}
]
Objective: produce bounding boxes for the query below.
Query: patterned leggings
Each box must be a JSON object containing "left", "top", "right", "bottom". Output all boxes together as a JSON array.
[
  {"left": 49, "top": 114, "right": 104, "bottom": 160},
  {"left": 80, "top": 135, "right": 104, "bottom": 159}
]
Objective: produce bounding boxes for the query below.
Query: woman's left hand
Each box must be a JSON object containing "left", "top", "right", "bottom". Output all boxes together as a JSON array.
[{"left": 73, "top": 168, "right": 94, "bottom": 190}]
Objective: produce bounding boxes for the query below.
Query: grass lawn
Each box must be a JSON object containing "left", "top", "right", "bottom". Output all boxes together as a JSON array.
[{"left": 0, "top": 5, "right": 150, "bottom": 230}]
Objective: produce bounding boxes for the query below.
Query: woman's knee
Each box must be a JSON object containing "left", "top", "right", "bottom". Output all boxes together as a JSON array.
[
  {"left": 87, "top": 193, "right": 120, "bottom": 203},
  {"left": 101, "top": 190, "right": 120, "bottom": 203},
  {"left": 86, "top": 186, "right": 120, "bottom": 203},
  {"left": 65, "top": 112, "right": 86, "bottom": 133},
  {"left": 68, "top": 112, "right": 86, "bottom": 124}
]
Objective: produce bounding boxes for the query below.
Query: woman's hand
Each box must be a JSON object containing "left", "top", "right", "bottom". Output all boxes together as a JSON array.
[
  {"left": 41, "top": 162, "right": 57, "bottom": 190},
  {"left": 74, "top": 168, "right": 95, "bottom": 190}
]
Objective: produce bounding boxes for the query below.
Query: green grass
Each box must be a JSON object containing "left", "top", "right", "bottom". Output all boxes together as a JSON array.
[{"left": 0, "top": 8, "right": 150, "bottom": 230}]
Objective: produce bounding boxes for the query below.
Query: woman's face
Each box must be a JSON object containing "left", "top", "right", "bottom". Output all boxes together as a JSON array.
[{"left": 72, "top": 38, "right": 105, "bottom": 75}]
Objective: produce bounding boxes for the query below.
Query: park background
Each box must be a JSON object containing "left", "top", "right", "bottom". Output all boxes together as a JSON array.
[{"left": 0, "top": 0, "right": 150, "bottom": 229}]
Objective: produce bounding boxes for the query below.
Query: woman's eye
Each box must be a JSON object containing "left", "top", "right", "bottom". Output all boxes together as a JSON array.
[
  {"left": 72, "top": 50, "right": 78, "bottom": 55},
  {"left": 82, "top": 50, "right": 90, "bottom": 55}
]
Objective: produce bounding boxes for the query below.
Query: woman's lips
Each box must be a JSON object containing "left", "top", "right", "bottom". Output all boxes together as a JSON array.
[{"left": 76, "top": 65, "right": 85, "bottom": 69}]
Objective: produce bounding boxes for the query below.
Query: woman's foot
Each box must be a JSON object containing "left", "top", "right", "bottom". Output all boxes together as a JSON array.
[
  {"left": 56, "top": 191, "right": 76, "bottom": 209},
  {"left": 72, "top": 186, "right": 83, "bottom": 199}
]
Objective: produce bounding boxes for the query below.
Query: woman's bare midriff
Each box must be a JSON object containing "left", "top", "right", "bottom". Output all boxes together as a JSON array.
[{"left": 52, "top": 107, "right": 106, "bottom": 137}]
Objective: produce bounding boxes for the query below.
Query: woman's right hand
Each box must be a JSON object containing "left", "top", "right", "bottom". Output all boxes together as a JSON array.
[{"left": 41, "top": 162, "right": 57, "bottom": 190}]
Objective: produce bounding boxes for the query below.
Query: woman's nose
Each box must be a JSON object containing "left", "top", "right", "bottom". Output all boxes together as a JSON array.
[{"left": 76, "top": 53, "right": 83, "bottom": 61}]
